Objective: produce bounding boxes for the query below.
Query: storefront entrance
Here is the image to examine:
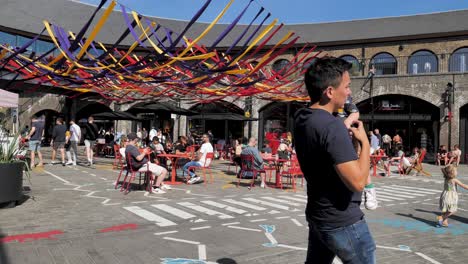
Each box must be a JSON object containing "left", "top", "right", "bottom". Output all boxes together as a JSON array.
[{"left": 357, "top": 95, "right": 440, "bottom": 159}]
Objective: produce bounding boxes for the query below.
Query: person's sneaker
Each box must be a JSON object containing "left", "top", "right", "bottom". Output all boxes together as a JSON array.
[
  {"left": 152, "top": 187, "right": 166, "bottom": 194},
  {"left": 65, "top": 161, "right": 73, "bottom": 166},
  {"left": 364, "top": 187, "right": 378, "bottom": 210},
  {"left": 188, "top": 176, "right": 201, "bottom": 184},
  {"left": 62, "top": 162, "right": 66, "bottom": 166},
  {"left": 50, "top": 161, "right": 58, "bottom": 165},
  {"left": 161, "top": 184, "right": 172, "bottom": 190}
]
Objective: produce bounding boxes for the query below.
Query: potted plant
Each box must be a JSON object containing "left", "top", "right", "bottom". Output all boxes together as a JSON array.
[{"left": 0, "top": 133, "right": 31, "bottom": 207}]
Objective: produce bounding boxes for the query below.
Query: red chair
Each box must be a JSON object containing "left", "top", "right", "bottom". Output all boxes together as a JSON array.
[
  {"left": 215, "top": 144, "right": 226, "bottom": 160},
  {"left": 187, "top": 152, "right": 214, "bottom": 185},
  {"left": 120, "top": 154, "right": 153, "bottom": 194},
  {"left": 238, "top": 154, "right": 265, "bottom": 188},
  {"left": 113, "top": 145, "right": 123, "bottom": 170},
  {"left": 279, "top": 158, "right": 303, "bottom": 192},
  {"left": 406, "top": 149, "right": 431, "bottom": 176}
]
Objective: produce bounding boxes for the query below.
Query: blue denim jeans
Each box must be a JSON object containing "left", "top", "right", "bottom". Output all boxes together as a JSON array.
[
  {"left": 183, "top": 161, "right": 201, "bottom": 178},
  {"left": 305, "top": 219, "right": 376, "bottom": 264}
]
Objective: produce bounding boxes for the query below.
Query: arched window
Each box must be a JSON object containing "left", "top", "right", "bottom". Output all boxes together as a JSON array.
[
  {"left": 272, "top": 59, "right": 290, "bottom": 76},
  {"left": 370, "top": 52, "right": 397, "bottom": 75},
  {"left": 449, "top": 47, "right": 468, "bottom": 72},
  {"left": 408, "top": 50, "right": 438, "bottom": 74},
  {"left": 340, "top": 55, "right": 360, "bottom": 76}
]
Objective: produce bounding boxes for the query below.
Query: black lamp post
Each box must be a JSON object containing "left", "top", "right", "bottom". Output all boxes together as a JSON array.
[{"left": 445, "top": 82, "right": 455, "bottom": 149}]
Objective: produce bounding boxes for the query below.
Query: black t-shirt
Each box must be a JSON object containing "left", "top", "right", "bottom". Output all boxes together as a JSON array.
[
  {"left": 85, "top": 123, "right": 99, "bottom": 140},
  {"left": 52, "top": 124, "right": 67, "bottom": 142},
  {"left": 125, "top": 144, "right": 148, "bottom": 170},
  {"left": 294, "top": 108, "right": 363, "bottom": 229},
  {"left": 30, "top": 120, "right": 45, "bottom": 141}
]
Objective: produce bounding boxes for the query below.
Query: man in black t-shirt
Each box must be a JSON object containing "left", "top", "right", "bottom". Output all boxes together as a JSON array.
[
  {"left": 84, "top": 116, "right": 99, "bottom": 166},
  {"left": 50, "top": 117, "right": 67, "bottom": 166},
  {"left": 294, "top": 57, "right": 375, "bottom": 263}
]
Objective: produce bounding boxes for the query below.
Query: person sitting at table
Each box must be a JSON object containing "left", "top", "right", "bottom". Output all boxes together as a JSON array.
[
  {"left": 402, "top": 147, "right": 420, "bottom": 170},
  {"left": 125, "top": 132, "right": 170, "bottom": 194},
  {"left": 437, "top": 145, "right": 449, "bottom": 166},
  {"left": 240, "top": 137, "right": 267, "bottom": 188},
  {"left": 119, "top": 135, "right": 128, "bottom": 159},
  {"left": 149, "top": 136, "right": 166, "bottom": 166},
  {"left": 183, "top": 134, "right": 213, "bottom": 184},
  {"left": 262, "top": 141, "right": 272, "bottom": 154},
  {"left": 389, "top": 145, "right": 404, "bottom": 163}
]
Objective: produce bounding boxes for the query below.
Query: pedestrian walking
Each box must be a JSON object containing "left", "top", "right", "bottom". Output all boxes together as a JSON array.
[
  {"left": 436, "top": 165, "right": 468, "bottom": 227},
  {"left": 84, "top": 116, "right": 99, "bottom": 166},
  {"left": 50, "top": 117, "right": 67, "bottom": 166}
]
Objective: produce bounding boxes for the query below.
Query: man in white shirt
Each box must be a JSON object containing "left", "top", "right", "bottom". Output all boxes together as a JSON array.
[
  {"left": 149, "top": 127, "right": 157, "bottom": 143},
  {"left": 66, "top": 120, "right": 81, "bottom": 166},
  {"left": 183, "top": 133, "right": 213, "bottom": 184}
]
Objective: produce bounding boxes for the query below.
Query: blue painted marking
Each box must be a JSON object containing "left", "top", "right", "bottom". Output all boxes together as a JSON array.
[
  {"left": 398, "top": 245, "right": 411, "bottom": 251},
  {"left": 262, "top": 242, "right": 278, "bottom": 247},
  {"left": 368, "top": 219, "right": 468, "bottom": 236},
  {"left": 161, "top": 258, "right": 207, "bottom": 264},
  {"left": 259, "top": 224, "right": 276, "bottom": 234}
]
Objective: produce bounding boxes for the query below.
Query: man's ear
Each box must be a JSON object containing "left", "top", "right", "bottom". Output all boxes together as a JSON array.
[{"left": 324, "top": 86, "right": 334, "bottom": 100}]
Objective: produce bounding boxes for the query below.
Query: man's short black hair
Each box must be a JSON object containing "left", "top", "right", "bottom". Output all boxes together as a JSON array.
[{"left": 304, "top": 56, "right": 352, "bottom": 103}]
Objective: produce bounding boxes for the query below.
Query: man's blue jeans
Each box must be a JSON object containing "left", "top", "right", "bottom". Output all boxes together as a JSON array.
[
  {"left": 183, "top": 161, "right": 201, "bottom": 178},
  {"left": 305, "top": 219, "right": 376, "bottom": 264}
]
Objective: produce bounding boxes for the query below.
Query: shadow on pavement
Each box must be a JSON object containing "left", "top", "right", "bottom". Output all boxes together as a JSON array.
[
  {"left": 415, "top": 208, "right": 468, "bottom": 224},
  {"left": 395, "top": 213, "right": 438, "bottom": 227},
  {"left": 217, "top": 258, "right": 238, "bottom": 264},
  {"left": 0, "top": 228, "right": 11, "bottom": 264}
]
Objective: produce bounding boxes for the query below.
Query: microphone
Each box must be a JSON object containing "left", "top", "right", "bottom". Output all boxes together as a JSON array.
[{"left": 360, "top": 69, "right": 375, "bottom": 93}]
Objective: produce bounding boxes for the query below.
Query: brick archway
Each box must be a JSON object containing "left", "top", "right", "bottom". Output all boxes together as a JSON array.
[{"left": 352, "top": 89, "right": 441, "bottom": 108}]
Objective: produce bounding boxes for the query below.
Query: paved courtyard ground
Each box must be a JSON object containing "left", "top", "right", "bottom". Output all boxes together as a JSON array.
[{"left": 0, "top": 149, "right": 467, "bottom": 264}]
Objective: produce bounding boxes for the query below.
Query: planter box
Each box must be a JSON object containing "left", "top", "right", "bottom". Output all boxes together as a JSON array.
[{"left": 0, "top": 162, "right": 24, "bottom": 204}]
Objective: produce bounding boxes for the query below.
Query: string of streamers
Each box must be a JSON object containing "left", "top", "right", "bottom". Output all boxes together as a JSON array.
[{"left": 0, "top": 0, "right": 320, "bottom": 103}]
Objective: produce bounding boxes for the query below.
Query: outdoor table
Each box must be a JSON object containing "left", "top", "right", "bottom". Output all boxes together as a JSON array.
[
  {"left": 157, "top": 153, "right": 190, "bottom": 185},
  {"left": 370, "top": 154, "right": 388, "bottom": 177},
  {"left": 263, "top": 156, "right": 289, "bottom": 188}
]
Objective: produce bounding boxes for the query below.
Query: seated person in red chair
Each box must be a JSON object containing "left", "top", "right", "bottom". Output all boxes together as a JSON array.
[
  {"left": 183, "top": 134, "right": 213, "bottom": 184},
  {"left": 125, "top": 133, "right": 170, "bottom": 194},
  {"left": 240, "top": 137, "right": 267, "bottom": 188},
  {"left": 447, "top": 144, "right": 462, "bottom": 166},
  {"left": 149, "top": 136, "right": 166, "bottom": 167},
  {"left": 437, "top": 145, "right": 448, "bottom": 166}
]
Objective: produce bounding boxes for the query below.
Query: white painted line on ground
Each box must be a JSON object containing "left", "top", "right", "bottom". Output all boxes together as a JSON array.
[
  {"left": 242, "top": 198, "right": 290, "bottom": 210},
  {"left": 294, "top": 194, "right": 307, "bottom": 198},
  {"left": 131, "top": 201, "right": 148, "bottom": 204},
  {"left": 415, "top": 252, "right": 442, "bottom": 264},
  {"left": 182, "top": 197, "right": 197, "bottom": 200},
  {"left": 391, "top": 185, "right": 441, "bottom": 193},
  {"left": 412, "top": 201, "right": 420, "bottom": 203},
  {"left": 124, "top": 206, "right": 176, "bottom": 227},
  {"left": 163, "top": 237, "right": 201, "bottom": 245},
  {"left": 100, "top": 177, "right": 107, "bottom": 180},
  {"left": 190, "top": 226, "right": 211, "bottom": 231},
  {"left": 298, "top": 214, "right": 306, "bottom": 216},
  {"left": 90, "top": 173, "right": 96, "bottom": 177},
  {"left": 376, "top": 245, "right": 411, "bottom": 252},
  {"left": 250, "top": 219, "right": 267, "bottom": 223},
  {"left": 178, "top": 202, "right": 234, "bottom": 219},
  {"left": 198, "top": 244, "right": 207, "bottom": 260},
  {"left": 278, "top": 196, "right": 307, "bottom": 203},
  {"left": 222, "top": 222, "right": 240, "bottom": 226},
  {"left": 376, "top": 187, "right": 427, "bottom": 196},
  {"left": 265, "top": 233, "right": 278, "bottom": 244},
  {"left": 261, "top": 196, "right": 303, "bottom": 207},
  {"left": 291, "top": 218, "right": 303, "bottom": 227},
  {"left": 375, "top": 190, "right": 421, "bottom": 199},
  {"left": 154, "top": 231, "right": 178, "bottom": 236},
  {"left": 201, "top": 201, "right": 248, "bottom": 214},
  {"left": 275, "top": 216, "right": 291, "bottom": 219},
  {"left": 277, "top": 244, "right": 307, "bottom": 250},
  {"left": 383, "top": 186, "right": 436, "bottom": 194},
  {"left": 386, "top": 204, "right": 395, "bottom": 206},
  {"left": 152, "top": 204, "right": 196, "bottom": 219},
  {"left": 422, "top": 203, "right": 439, "bottom": 206},
  {"left": 424, "top": 198, "right": 433, "bottom": 201},
  {"left": 44, "top": 170, "right": 71, "bottom": 184},
  {"left": 227, "top": 226, "right": 262, "bottom": 232},
  {"left": 224, "top": 195, "right": 237, "bottom": 198},
  {"left": 268, "top": 210, "right": 281, "bottom": 214},
  {"left": 81, "top": 171, "right": 89, "bottom": 174},
  {"left": 399, "top": 202, "right": 409, "bottom": 205},
  {"left": 374, "top": 194, "right": 405, "bottom": 201},
  {"left": 222, "top": 199, "right": 267, "bottom": 211}
]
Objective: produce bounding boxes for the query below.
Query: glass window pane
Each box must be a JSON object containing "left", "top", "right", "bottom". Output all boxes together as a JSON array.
[
  {"left": 449, "top": 48, "right": 468, "bottom": 72},
  {"left": 36, "top": 40, "right": 55, "bottom": 55},
  {"left": 370, "top": 53, "right": 397, "bottom": 75},
  {"left": 17, "top": 35, "right": 35, "bottom": 54},
  {"left": 0, "top": 31, "right": 16, "bottom": 47},
  {"left": 340, "top": 55, "right": 360, "bottom": 76},
  {"left": 407, "top": 50, "right": 438, "bottom": 74}
]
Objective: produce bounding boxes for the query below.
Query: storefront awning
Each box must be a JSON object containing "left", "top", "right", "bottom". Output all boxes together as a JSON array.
[
  {"left": 0, "top": 89, "right": 19, "bottom": 108},
  {"left": 189, "top": 113, "right": 258, "bottom": 121}
]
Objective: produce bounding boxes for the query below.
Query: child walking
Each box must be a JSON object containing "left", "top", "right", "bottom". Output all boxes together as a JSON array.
[{"left": 437, "top": 164, "right": 468, "bottom": 227}]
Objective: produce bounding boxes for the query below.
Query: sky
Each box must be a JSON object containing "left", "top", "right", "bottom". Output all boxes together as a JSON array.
[{"left": 79, "top": 0, "right": 468, "bottom": 24}]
